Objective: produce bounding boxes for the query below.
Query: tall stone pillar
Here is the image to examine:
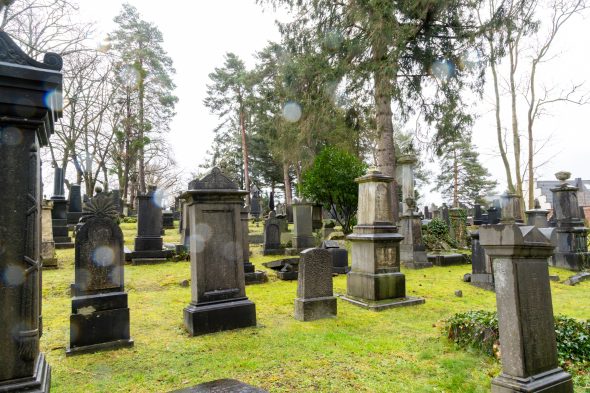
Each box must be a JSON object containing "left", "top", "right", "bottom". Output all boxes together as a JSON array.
[
  {"left": 341, "top": 169, "right": 424, "bottom": 311},
  {"left": 449, "top": 208, "right": 466, "bottom": 248},
  {"left": 292, "top": 200, "right": 315, "bottom": 250},
  {"left": 241, "top": 206, "right": 267, "bottom": 285},
  {"left": 0, "top": 31, "right": 62, "bottom": 393},
  {"left": 41, "top": 201, "right": 57, "bottom": 269},
  {"left": 181, "top": 168, "right": 256, "bottom": 336},
  {"left": 397, "top": 154, "right": 431, "bottom": 268},
  {"left": 66, "top": 184, "right": 82, "bottom": 225},
  {"left": 50, "top": 167, "right": 73, "bottom": 249},
  {"left": 549, "top": 171, "right": 590, "bottom": 271},
  {"left": 480, "top": 214, "right": 573, "bottom": 392}
]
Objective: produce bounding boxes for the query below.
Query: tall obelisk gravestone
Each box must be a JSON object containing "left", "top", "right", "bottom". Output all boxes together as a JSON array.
[
  {"left": 0, "top": 31, "right": 62, "bottom": 393},
  {"left": 181, "top": 168, "right": 256, "bottom": 336}
]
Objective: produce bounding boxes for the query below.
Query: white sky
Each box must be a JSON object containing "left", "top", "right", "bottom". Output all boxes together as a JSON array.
[{"left": 76, "top": 0, "right": 590, "bottom": 205}]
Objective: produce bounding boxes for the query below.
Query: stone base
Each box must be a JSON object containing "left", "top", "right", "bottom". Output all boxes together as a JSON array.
[
  {"left": 347, "top": 271, "right": 406, "bottom": 300},
  {"left": 125, "top": 249, "right": 173, "bottom": 262},
  {"left": 0, "top": 353, "right": 51, "bottom": 393},
  {"left": 402, "top": 261, "right": 433, "bottom": 269},
  {"left": 428, "top": 253, "right": 467, "bottom": 266},
  {"left": 276, "top": 270, "right": 298, "bottom": 280},
  {"left": 294, "top": 296, "right": 337, "bottom": 321},
  {"left": 132, "top": 257, "right": 168, "bottom": 265},
  {"left": 262, "top": 248, "right": 284, "bottom": 256},
  {"left": 333, "top": 266, "right": 350, "bottom": 274},
  {"left": 67, "top": 211, "right": 82, "bottom": 225},
  {"left": 244, "top": 263, "right": 256, "bottom": 274},
  {"left": 491, "top": 368, "right": 573, "bottom": 393},
  {"left": 184, "top": 298, "right": 256, "bottom": 336},
  {"left": 470, "top": 273, "right": 495, "bottom": 291},
  {"left": 42, "top": 258, "right": 58, "bottom": 269},
  {"left": 169, "top": 379, "right": 268, "bottom": 393},
  {"left": 134, "top": 236, "right": 163, "bottom": 251},
  {"left": 68, "top": 292, "right": 133, "bottom": 355},
  {"left": 551, "top": 252, "right": 590, "bottom": 271},
  {"left": 245, "top": 271, "right": 268, "bottom": 285},
  {"left": 292, "top": 235, "right": 315, "bottom": 250},
  {"left": 339, "top": 294, "right": 424, "bottom": 311},
  {"left": 54, "top": 241, "right": 74, "bottom": 249}
]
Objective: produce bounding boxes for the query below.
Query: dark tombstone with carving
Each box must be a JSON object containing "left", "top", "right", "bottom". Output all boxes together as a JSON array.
[
  {"left": 263, "top": 211, "right": 283, "bottom": 255},
  {"left": 0, "top": 31, "right": 62, "bottom": 392},
  {"left": 294, "top": 248, "right": 337, "bottom": 321},
  {"left": 181, "top": 168, "right": 256, "bottom": 336},
  {"left": 67, "top": 191, "right": 133, "bottom": 355},
  {"left": 67, "top": 184, "right": 83, "bottom": 225}
]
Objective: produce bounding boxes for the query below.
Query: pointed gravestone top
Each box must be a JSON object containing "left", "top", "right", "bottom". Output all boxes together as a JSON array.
[{"left": 188, "top": 167, "right": 238, "bottom": 190}]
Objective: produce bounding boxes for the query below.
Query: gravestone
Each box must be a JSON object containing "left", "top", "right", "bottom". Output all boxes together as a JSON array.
[
  {"left": 67, "top": 191, "right": 133, "bottom": 355},
  {"left": 51, "top": 167, "right": 74, "bottom": 249},
  {"left": 0, "top": 31, "right": 62, "bottom": 392},
  {"left": 162, "top": 210, "right": 175, "bottom": 229},
  {"left": 549, "top": 171, "right": 590, "bottom": 271},
  {"left": 41, "top": 200, "right": 58, "bottom": 269},
  {"left": 341, "top": 169, "right": 424, "bottom": 311},
  {"left": 128, "top": 185, "right": 172, "bottom": 264},
  {"left": 321, "top": 240, "right": 349, "bottom": 274},
  {"left": 66, "top": 183, "right": 83, "bottom": 225},
  {"left": 249, "top": 185, "right": 261, "bottom": 220},
  {"left": 423, "top": 206, "right": 430, "bottom": 220},
  {"left": 312, "top": 203, "right": 323, "bottom": 230},
  {"left": 294, "top": 248, "right": 337, "bottom": 321},
  {"left": 525, "top": 198, "right": 549, "bottom": 228},
  {"left": 181, "top": 168, "right": 256, "bottom": 336},
  {"left": 473, "top": 204, "right": 483, "bottom": 225},
  {"left": 397, "top": 154, "right": 431, "bottom": 269},
  {"left": 469, "top": 230, "right": 493, "bottom": 290},
  {"left": 441, "top": 204, "right": 450, "bottom": 227},
  {"left": 487, "top": 206, "right": 500, "bottom": 225},
  {"left": 269, "top": 191, "right": 275, "bottom": 211},
  {"left": 449, "top": 208, "right": 466, "bottom": 248},
  {"left": 291, "top": 199, "right": 315, "bottom": 250},
  {"left": 241, "top": 206, "right": 267, "bottom": 285},
  {"left": 169, "top": 379, "right": 268, "bottom": 393},
  {"left": 179, "top": 199, "right": 190, "bottom": 252},
  {"left": 480, "top": 217, "right": 573, "bottom": 392},
  {"left": 111, "top": 189, "right": 123, "bottom": 216},
  {"left": 263, "top": 211, "right": 283, "bottom": 255}
]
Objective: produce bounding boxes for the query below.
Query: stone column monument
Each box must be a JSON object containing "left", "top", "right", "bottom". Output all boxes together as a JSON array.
[
  {"left": 66, "top": 184, "right": 83, "bottom": 225},
  {"left": 241, "top": 206, "right": 267, "bottom": 284},
  {"left": 480, "top": 195, "right": 573, "bottom": 393},
  {"left": 0, "top": 31, "right": 62, "bottom": 393},
  {"left": 181, "top": 168, "right": 256, "bottom": 336},
  {"left": 341, "top": 169, "right": 424, "bottom": 311},
  {"left": 397, "top": 154, "right": 431, "bottom": 269},
  {"left": 50, "top": 166, "right": 73, "bottom": 249},
  {"left": 549, "top": 171, "right": 590, "bottom": 271},
  {"left": 292, "top": 199, "right": 315, "bottom": 251},
  {"left": 525, "top": 199, "right": 549, "bottom": 228}
]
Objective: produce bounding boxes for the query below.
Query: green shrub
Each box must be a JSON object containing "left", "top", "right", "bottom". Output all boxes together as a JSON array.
[
  {"left": 427, "top": 218, "right": 448, "bottom": 240},
  {"left": 122, "top": 216, "right": 137, "bottom": 223},
  {"left": 445, "top": 310, "right": 590, "bottom": 366}
]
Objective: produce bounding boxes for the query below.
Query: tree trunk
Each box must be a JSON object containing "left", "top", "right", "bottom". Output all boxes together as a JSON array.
[
  {"left": 526, "top": 61, "right": 539, "bottom": 210},
  {"left": 283, "top": 160, "right": 292, "bottom": 205},
  {"left": 138, "top": 58, "right": 146, "bottom": 195},
  {"left": 453, "top": 148, "right": 459, "bottom": 208},
  {"left": 240, "top": 108, "right": 251, "bottom": 206},
  {"left": 122, "top": 92, "right": 132, "bottom": 202}
]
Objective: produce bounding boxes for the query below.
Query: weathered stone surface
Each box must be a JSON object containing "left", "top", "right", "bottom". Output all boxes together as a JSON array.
[
  {"left": 473, "top": 204, "right": 483, "bottom": 225},
  {"left": 241, "top": 206, "right": 267, "bottom": 285},
  {"left": 321, "top": 240, "right": 349, "bottom": 274},
  {"left": 51, "top": 168, "right": 73, "bottom": 249},
  {"left": 311, "top": 203, "right": 323, "bottom": 231},
  {"left": 263, "top": 211, "right": 283, "bottom": 255},
  {"left": 162, "top": 211, "right": 175, "bottom": 229},
  {"left": 67, "top": 184, "right": 82, "bottom": 225},
  {"left": 294, "top": 248, "right": 337, "bottom": 321},
  {"left": 169, "top": 379, "right": 268, "bottom": 393},
  {"left": 469, "top": 231, "right": 494, "bottom": 291},
  {"left": 0, "top": 31, "right": 62, "bottom": 392},
  {"left": 480, "top": 224, "right": 573, "bottom": 393},
  {"left": 563, "top": 272, "right": 590, "bottom": 286},
  {"left": 41, "top": 200, "right": 57, "bottom": 268},
  {"left": 292, "top": 201, "right": 315, "bottom": 250},
  {"left": 129, "top": 185, "right": 170, "bottom": 263},
  {"left": 180, "top": 168, "right": 256, "bottom": 336}
]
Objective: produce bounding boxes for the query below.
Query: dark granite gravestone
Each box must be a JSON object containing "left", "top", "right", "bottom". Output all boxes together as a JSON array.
[
  {"left": 469, "top": 230, "right": 493, "bottom": 291},
  {"left": 179, "top": 199, "right": 190, "bottom": 252},
  {"left": 128, "top": 185, "right": 172, "bottom": 264},
  {"left": 66, "top": 184, "right": 83, "bottom": 225},
  {"left": 111, "top": 189, "right": 123, "bottom": 217},
  {"left": 268, "top": 191, "right": 275, "bottom": 211},
  {"left": 291, "top": 200, "right": 315, "bottom": 251},
  {"left": 263, "top": 211, "right": 283, "bottom": 255},
  {"left": 341, "top": 169, "right": 424, "bottom": 311},
  {"left": 480, "top": 221, "right": 573, "bottom": 392},
  {"left": 162, "top": 211, "right": 175, "bottom": 229},
  {"left": 312, "top": 203, "right": 323, "bottom": 230},
  {"left": 294, "top": 248, "right": 337, "bottom": 321},
  {"left": 441, "top": 204, "right": 450, "bottom": 227},
  {"left": 67, "top": 192, "right": 133, "bottom": 355},
  {"left": 549, "top": 171, "right": 590, "bottom": 271},
  {"left": 249, "top": 185, "right": 261, "bottom": 220},
  {"left": 0, "top": 31, "right": 62, "bottom": 392},
  {"left": 321, "top": 240, "right": 349, "bottom": 274},
  {"left": 51, "top": 167, "right": 74, "bottom": 249},
  {"left": 241, "top": 206, "right": 267, "bottom": 285},
  {"left": 481, "top": 213, "right": 489, "bottom": 225},
  {"left": 487, "top": 206, "right": 500, "bottom": 224},
  {"left": 473, "top": 204, "right": 483, "bottom": 225},
  {"left": 180, "top": 168, "right": 256, "bottom": 336},
  {"left": 169, "top": 379, "right": 268, "bottom": 393},
  {"left": 41, "top": 200, "right": 58, "bottom": 269}
]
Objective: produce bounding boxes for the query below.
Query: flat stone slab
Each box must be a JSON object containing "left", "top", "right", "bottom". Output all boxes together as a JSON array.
[
  {"left": 338, "top": 294, "right": 424, "bottom": 311},
  {"left": 170, "top": 379, "right": 267, "bottom": 393},
  {"left": 132, "top": 258, "right": 167, "bottom": 265},
  {"left": 427, "top": 253, "right": 467, "bottom": 266},
  {"left": 563, "top": 272, "right": 590, "bottom": 286},
  {"left": 262, "top": 258, "right": 299, "bottom": 270},
  {"left": 245, "top": 271, "right": 268, "bottom": 285},
  {"left": 66, "top": 338, "right": 134, "bottom": 356}
]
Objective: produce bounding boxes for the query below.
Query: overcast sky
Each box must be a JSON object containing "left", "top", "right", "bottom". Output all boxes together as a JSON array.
[{"left": 77, "top": 0, "right": 590, "bottom": 204}]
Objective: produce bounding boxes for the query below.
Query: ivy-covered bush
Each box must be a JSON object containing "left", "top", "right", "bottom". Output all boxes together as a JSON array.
[
  {"left": 445, "top": 310, "right": 590, "bottom": 366},
  {"left": 423, "top": 218, "right": 457, "bottom": 249},
  {"left": 122, "top": 216, "right": 137, "bottom": 223}
]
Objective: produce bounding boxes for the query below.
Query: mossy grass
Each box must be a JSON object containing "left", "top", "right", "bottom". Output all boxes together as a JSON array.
[{"left": 41, "top": 221, "right": 590, "bottom": 392}]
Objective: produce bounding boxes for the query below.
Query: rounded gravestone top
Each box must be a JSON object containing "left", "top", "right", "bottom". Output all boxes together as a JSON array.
[{"left": 555, "top": 171, "right": 571, "bottom": 183}]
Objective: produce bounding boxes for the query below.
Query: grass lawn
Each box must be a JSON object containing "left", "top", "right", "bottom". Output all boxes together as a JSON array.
[{"left": 41, "top": 222, "right": 590, "bottom": 392}]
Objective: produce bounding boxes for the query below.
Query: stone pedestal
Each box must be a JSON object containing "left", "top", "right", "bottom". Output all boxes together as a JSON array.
[
  {"left": 294, "top": 248, "right": 337, "bottom": 321},
  {"left": 341, "top": 169, "right": 424, "bottom": 311},
  {"left": 526, "top": 200, "right": 549, "bottom": 228},
  {"left": 399, "top": 215, "right": 431, "bottom": 269},
  {"left": 181, "top": 168, "right": 256, "bottom": 336},
  {"left": 292, "top": 200, "right": 315, "bottom": 250},
  {"left": 129, "top": 186, "right": 171, "bottom": 264},
  {"left": 480, "top": 223, "right": 573, "bottom": 393},
  {"left": 241, "top": 207, "right": 267, "bottom": 285},
  {"left": 41, "top": 201, "right": 57, "bottom": 269},
  {"left": 549, "top": 172, "right": 590, "bottom": 271},
  {"left": 0, "top": 32, "right": 62, "bottom": 392},
  {"left": 66, "top": 184, "right": 82, "bottom": 225}
]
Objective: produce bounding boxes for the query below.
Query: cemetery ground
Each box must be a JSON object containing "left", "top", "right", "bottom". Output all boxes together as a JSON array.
[{"left": 41, "top": 222, "right": 589, "bottom": 393}]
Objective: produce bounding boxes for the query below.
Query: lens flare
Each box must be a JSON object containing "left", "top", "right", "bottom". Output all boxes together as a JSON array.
[
  {"left": 4, "top": 264, "right": 26, "bottom": 286},
  {"left": 118, "top": 65, "right": 140, "bottom": 89},
  {"left": 282, "top": 101, "right": 302, "bottom": 123},
  {"left": 1, "top": 127, "right": 23, "bottom": 146},
  {"left": 152, "top": 189, "right": 166, "bottom": 208},
  {"left": 44, "top": 90, "right": 63, "bottom": 112},
  {"left": 92, "top": 246, "right": 115, "bottom": 267}
]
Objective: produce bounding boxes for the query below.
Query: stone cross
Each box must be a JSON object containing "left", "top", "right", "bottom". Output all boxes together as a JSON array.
[{"left": 294, "top": 248, "right": 337, "bottom": 321}]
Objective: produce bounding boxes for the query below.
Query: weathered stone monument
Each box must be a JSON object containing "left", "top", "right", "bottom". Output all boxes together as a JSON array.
[
  {"left": 263, "top": 211, "right": 283, "bottom": 255},
  {"left": 292, "top": 199, "right": 315, "bottom": 250},
  {"left": 0, "top": 31, "right": 62, "bottom": 392},
  {"left": 66, "top": 183, "right": 82, "bottom": 225},
  {"left": 67, "top": 191, "right": 133, "bottom": 355},
  {"left": 321, "top": 240, "right": 349, "bottom": 274},
  {"left": 480, "top": 196, "right": 573, "bottom": 393},
  {"left": 294, "top": 248, "right": 337, "bottom": 321},
  {"left": 526, "top": 198, "right": 549, "bottom": 228},
  {"left": 341, "top": 169, "right": 424, "bottom": 311},
  {"left": 41, "top": 200, "right": 58, "bottom": 269},
  {"left": 169, "top": 379, "right": 268, "bottom": 393},
  {"left": 51, "top": 167, "right": 74, "bottom": 249},
  {"left": 128, "top": 185, "right": 171, "bottom": 264},
  {"left": 162, "top": 210, "right": 175, "bottom": 229},
  {"left": 397, "top": 154, "right": 431, "bottom": 269},
  {"left": 441, "top": 203, "right": 450, "bottom": 227},
  {"left": 181, "top": 168, "right": 256, "bottom": 336},
  {"left": 549, "top": 171, "right": 590, "bottom": 271},
  {"left": 473, "top": 204, "right": 483, "bottom": 225},
  {"left": 449, "top": 207, "right": 467, "bottom": 248},
  {"left": 469, "top": 230, "right": 493, "bottom": 290},
  {"left": 249, "top": 185, "right": 261, "bottom": 220},
  {"left": 312, "top": 203, "right": 323, "bottom": 231},
  {"left": 241, "top": 206, "right": 267, "bottom": 284},
  {"left": 179, "top": 198, "right": 190, "bottom": 251}
]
